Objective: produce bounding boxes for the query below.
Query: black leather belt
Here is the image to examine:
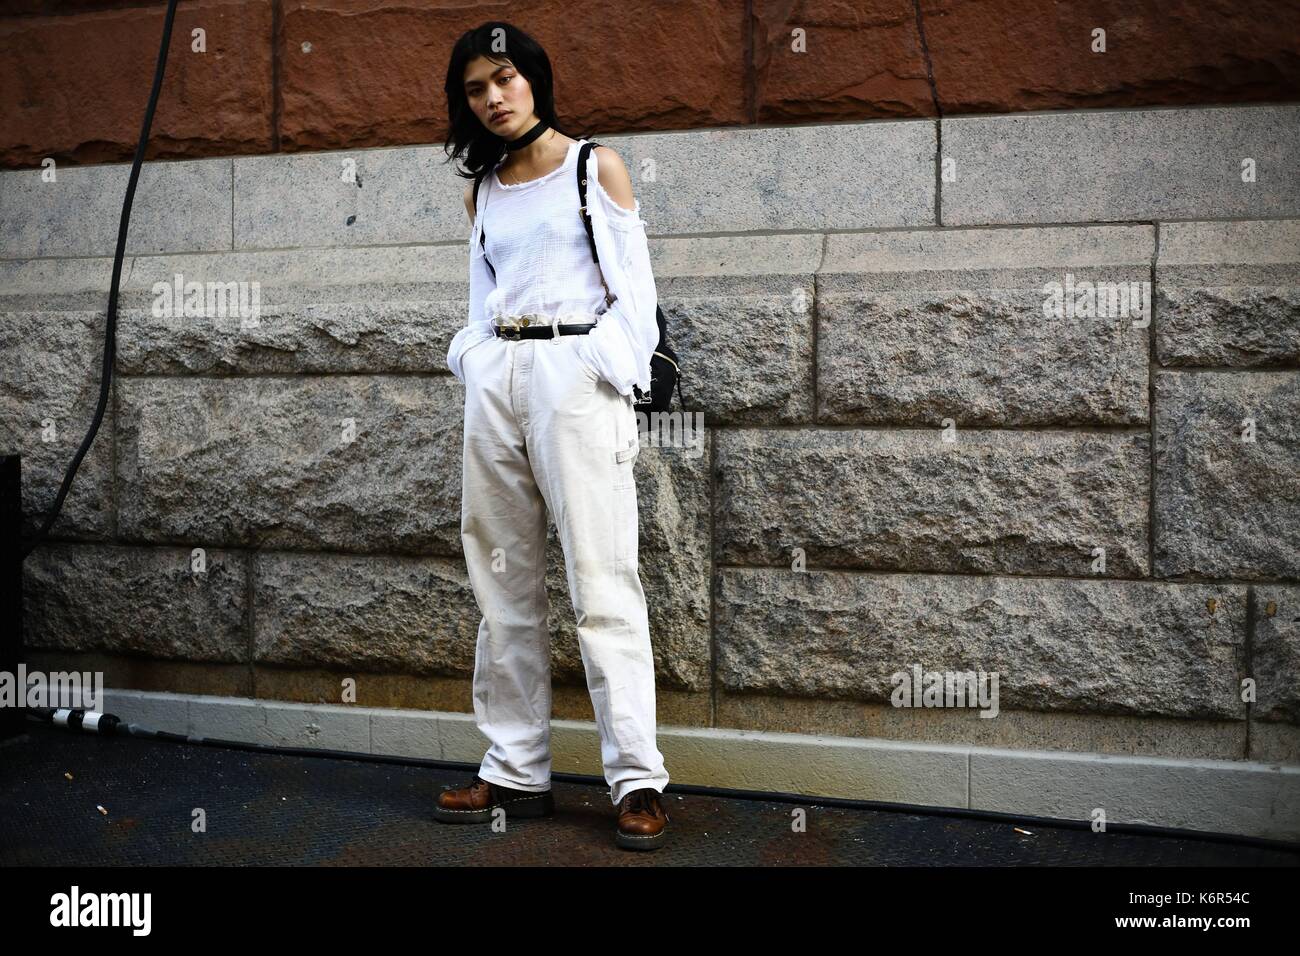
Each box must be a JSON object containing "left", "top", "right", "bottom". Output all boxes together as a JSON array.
[{"left": 493, "top": 321, "right": 597, "bottom": 340}]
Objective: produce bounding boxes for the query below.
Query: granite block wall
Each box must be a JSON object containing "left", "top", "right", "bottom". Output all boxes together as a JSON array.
[{"left": 3, "top": 104, "right": 1299, "bottom": 766}]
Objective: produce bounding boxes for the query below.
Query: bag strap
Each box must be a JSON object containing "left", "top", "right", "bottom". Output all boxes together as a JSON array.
[
  {"left": 577, "top": 140, "right": 615, "bottom": 307},
  {"left": 472, "top": 168, "right": 496, "bottom": 280},
  {"left": 576, "top": 140, "right": 601, "bottom": 264}
]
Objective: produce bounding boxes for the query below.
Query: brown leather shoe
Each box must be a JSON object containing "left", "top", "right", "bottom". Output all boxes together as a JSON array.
[
  {"left": 616, "top": 787, "right": 669, "bottom": 850},
  {"left": 433, "top": 774, "right": 555, "bottom": 823}
]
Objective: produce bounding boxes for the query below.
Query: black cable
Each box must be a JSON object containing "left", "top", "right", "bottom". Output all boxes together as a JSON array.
[{"left": 19, "top": 0, "right": 181, "bottom": 563}]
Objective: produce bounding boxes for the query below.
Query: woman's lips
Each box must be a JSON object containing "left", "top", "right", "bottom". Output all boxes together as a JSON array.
[{"left": 491, "top": 112, "right": 509, "bottom": 123}]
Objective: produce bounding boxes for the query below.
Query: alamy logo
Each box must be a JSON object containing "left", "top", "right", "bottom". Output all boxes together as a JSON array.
[
  {"left": 890, "top": 664, "right": 999, "bottom": 718},
  {"left": 635, "top": 409, "right": 705, "bottom": 460},
  {"left": 1042, "top": 272, "right": 1150, "bottom": 326},
  {"left": 49, "top": 885, "right": 151, "bottom": 935},
  {"left": 152, "top": 271, "right": 261, "bottom": 328},
  {"left": 0, "top": 665, "right": 103, "bottom": 711}
]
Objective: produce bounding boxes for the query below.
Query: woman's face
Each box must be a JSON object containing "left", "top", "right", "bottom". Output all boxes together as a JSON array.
[{"left": 462, "top": 55, "right": 535, "bottom": 139}]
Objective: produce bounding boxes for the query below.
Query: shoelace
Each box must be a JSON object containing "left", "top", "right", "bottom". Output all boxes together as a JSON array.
[{"left": 623, "top": 789, "right": 657, "bottom": 816}]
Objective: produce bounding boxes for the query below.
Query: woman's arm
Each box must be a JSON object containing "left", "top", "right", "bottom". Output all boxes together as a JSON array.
[
  {"left": 577, "top": 146, "right": 659, "bottom": 398},
  {"left": 446, "top": 181, "right": 498, "bottom": 383}
]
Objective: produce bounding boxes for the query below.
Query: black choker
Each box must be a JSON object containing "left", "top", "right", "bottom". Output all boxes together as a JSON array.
[{"left": 504, "top": 120, "right": 549, "bottom": 151}]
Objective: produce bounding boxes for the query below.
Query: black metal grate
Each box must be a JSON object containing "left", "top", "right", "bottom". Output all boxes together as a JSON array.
[{"left": 1, "top": 721, "right": 1296, "bottom": 866}]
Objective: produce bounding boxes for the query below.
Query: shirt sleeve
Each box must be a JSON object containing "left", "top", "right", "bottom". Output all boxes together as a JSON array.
[
  {"left": 577, "top": 174, "right": 659, "bottom": 398},
  {"left": 446, "top": 203, "right": 498, "bottom": 384}
]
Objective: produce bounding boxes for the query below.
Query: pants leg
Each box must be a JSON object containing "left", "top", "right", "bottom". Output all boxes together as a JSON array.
[
  {"left": 460, "top": 328, "right": 670, "bottom": 808},
  {"left": 526, "top": 332, "right": 670, "bottom": 808},
  {"left": 460, "top": 334, "right": 553, "bottom": 793}
]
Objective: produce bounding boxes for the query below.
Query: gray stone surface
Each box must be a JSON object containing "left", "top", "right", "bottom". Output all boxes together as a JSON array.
[
  {"left": 1250, "top": 721, "right": 1300, "bottom": 765},
  {"left": 715, "top": 428, "right": 1150, "bottom": 576},
  {"left": 716, "top": 568, "right": 1245, "bottom": 718},
  {"left": 232, "top": 125, "right": 934, "bottom": 250},
  {"left": 0, "top": 158, "right": 232, "bottom": 258},
  {"left": 187, "top": 696, "right": 269, "bottom": 740},
  {"left": 100, "top": 689, "right": 191, "bottom": 735},
  {"left": 614, "top": 124, "right": 935, "bottom": 231},
  {"left": 971, "top": 749, "right": 1300, "bottom": 843},
  {"left": 1253, "top": 585, "right": 1300, "bottom": 723},
  {"left": 1157, "top": 221, "right": 1300, "bottom": 366},
  {"left": 942, "top": 105, "right": 1300, "bottom": 225},
  {"left": 252, "top": 550, "right": 475, "bottom": 673},
  {"left": 1159, "top": 284, "right": 1300, "bottom": 367},
  {"left": 820, "top": 224, "right": 1155, "bottom": 273},
  {"left": 371, "top": 709, "right": 443, "bottom": 760},
  {"left": 1160, "top": 219, "right": 1300, "bottom": 267},
  {"left": 116, "top": 298, "right": 466, "bottom": 376},
  {"left": 0, "top": 233, "right": 747, "bottom": 302},
  {"left": 115, "top": 375, "right": 465, "bottom": 554},
  {"left": 818, "top": 287, "right": 1150, "bottom": 425},
  {"left": 0, "top": 310, "right": 115, "bottom": 538},
  {"left": 261, "top": 699, "right": 371, "bottom": 752},
  {"left": 22, "top": 542, "right": 248, "bottom": 660},
  {"left": 250, "top": 432, "right": 712, "bottom": 689},
  {"left": 126, "top": 243, "right": 463, "bottom": 292},
  {"left": 0, "top": 255, "right": 124, "bottom": 301},
  {"left": 661, "top": 293, "right": 816, "bottom": 423},
  {"left": 1155, "top": 371, "right": 1300, "bottom": 579},
  {"left": 819, "top": 227, "right": 1154, "bottom": 425},
  {"left": 234, "top": 146, "right": 463, "bottom": 250}
]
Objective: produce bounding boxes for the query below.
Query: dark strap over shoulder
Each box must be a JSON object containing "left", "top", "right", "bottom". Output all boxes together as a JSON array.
[
  {"left": 576, "top": 139, "right": 601, "bottom": 265},
  {"left": 472, "top": 167, "right": 496, "bottom": 279}
]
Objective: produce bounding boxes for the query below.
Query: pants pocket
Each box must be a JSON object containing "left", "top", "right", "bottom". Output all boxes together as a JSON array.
[
  {"left": 611, "top": 395, "right": 639, "bottom": 566},
  {"left": 614, "top": 393, "right": 639, "bottom": 470},
  {"left": 573, "top": 333, "right": 602, "bottom": 383},
  {"left": 461, "top": 335, "right": 494, "bottom": 382},
  {"left": 611, "top": 464, "right": 638, "bottom": 567}
]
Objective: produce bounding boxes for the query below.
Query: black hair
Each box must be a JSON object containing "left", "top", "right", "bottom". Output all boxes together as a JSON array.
[{"left": 442, "top": 21, "right": 592, "bottom": 181}]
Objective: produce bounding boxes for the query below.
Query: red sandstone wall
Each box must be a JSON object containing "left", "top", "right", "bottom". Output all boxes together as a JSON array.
[{"left": 1, "top": 0, "right": 1297, "bottom": 169}]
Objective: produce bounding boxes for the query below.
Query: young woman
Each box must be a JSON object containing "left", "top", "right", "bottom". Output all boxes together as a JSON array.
[{"left": 434, "top": 22, "right": 670, "bottom": 850}]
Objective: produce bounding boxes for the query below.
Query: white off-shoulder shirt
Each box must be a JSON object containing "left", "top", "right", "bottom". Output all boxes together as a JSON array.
[
  {"left": 446, "top": 139, "right": 660, "bottom": 399},
  {"left": 472, "top": 141, "right": 611, "bottom": 334}
]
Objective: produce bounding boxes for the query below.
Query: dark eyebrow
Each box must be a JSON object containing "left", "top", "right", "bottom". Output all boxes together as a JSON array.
[{"left": 464, "top": 65, "right": 511, "bottom": 91}]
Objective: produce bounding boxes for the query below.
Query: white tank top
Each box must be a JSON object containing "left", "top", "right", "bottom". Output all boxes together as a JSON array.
[{"left": 480, "top": 140, "right": 609, "bottom": 323}]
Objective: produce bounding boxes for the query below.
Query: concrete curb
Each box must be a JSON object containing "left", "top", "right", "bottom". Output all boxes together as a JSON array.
[{"left": 96, "top": 688, "right": 1300, "bottom": 843}]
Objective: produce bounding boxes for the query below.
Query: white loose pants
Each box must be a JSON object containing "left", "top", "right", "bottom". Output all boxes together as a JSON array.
[{"left": 458, "top": 326, "right": 669, "bottom": 807}]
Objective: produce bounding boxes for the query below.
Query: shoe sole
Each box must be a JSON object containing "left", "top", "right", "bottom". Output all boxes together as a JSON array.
[
  {"left": 432, "top": 789, "right": 555, "bottom": 824},
  {"left": 615, "top": 826, "right": 668, "bottom": 850}
]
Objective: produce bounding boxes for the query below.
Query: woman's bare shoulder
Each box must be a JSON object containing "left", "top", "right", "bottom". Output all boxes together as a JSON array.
[
  {"left": 592, "top": 145, "right": 636, "bottom": 212},
  {"left": 463, "top": 182, "right": 476, "bottom": 224}
]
